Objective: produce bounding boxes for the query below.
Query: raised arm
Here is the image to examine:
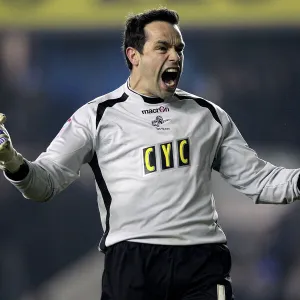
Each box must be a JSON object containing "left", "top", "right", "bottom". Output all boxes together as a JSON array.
[{"left": 0, "top": 105, "right": 95, "bottom": 202}]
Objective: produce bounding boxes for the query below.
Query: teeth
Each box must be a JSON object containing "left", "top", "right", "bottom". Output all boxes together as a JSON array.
[{"left": 165, "top": 68, "right": 178, "bottom": 72}]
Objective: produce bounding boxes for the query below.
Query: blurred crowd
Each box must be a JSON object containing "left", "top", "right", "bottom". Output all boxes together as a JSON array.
[{"left": 1, "top": 28, "right": 300, "bottom": 300}]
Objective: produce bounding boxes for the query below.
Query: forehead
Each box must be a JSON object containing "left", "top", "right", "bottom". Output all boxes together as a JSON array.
[{"left": 144, "top": 21, "right": 183, "bottom": 44}]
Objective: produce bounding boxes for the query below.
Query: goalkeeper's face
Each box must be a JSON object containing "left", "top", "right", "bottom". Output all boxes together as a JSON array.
[{"left": 129, "top": 21, "right": 184, "bottom": 100}]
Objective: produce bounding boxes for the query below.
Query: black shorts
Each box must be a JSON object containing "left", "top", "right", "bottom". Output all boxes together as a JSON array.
[{"left": 101, "top": 241, "right": 234, "bottom": 300}]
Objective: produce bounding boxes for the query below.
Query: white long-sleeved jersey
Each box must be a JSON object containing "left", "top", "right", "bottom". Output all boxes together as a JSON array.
[{"left": 5, "top": 80, "right": 300, "bottom": 250}]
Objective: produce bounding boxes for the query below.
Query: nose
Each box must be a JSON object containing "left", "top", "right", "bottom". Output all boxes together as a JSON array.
[{"left": 169, "top": 48, "right": 181, "bottom": 62}]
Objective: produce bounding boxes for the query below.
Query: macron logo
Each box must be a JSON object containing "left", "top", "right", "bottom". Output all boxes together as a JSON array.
[{"left": 142, "top": 106, "right": 170, "bottom": 115}]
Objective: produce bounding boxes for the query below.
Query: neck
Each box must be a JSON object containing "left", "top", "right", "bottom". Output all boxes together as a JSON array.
[{"left": 129, "top": 73, "right": 155, "bottom": 97}]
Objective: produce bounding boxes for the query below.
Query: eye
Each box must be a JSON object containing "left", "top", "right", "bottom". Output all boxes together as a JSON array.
[
  {"left": 176, "top": 48, "right": 184, "bottom": 54},
  {"left": 158, "top": 46, "right": 167, "bottom": 52}
]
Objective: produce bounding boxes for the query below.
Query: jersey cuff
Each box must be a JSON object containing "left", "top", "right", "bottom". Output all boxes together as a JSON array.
[{"left": 5, "top": 161, "right": 30, "bottom": 181}]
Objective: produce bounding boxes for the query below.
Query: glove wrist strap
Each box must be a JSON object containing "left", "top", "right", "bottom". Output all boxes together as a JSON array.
[{"left": 0, "top": 152, "right": 24, "bottom": 173}]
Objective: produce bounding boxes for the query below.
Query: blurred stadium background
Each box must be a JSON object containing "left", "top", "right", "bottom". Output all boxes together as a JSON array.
[{"left": 1, "top": 0, "right": 300, "bottom": 299}]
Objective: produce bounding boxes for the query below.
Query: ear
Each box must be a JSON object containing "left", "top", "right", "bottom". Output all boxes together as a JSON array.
[{"left": 126, "top": 47, "right": 140, "bottom": 68}]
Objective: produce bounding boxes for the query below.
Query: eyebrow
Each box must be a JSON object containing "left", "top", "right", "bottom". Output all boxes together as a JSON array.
[{"left": 156, "top": 40, "right": 185, "bottom": 49}]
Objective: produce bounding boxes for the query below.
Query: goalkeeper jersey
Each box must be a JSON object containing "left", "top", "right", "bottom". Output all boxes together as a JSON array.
[{"left": 5, "top": 80, "right": 300, "bottom": 251}]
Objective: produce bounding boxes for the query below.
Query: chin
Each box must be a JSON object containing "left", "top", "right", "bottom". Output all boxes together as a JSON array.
[
  {"left": 158, "top": 83, "right": 178, "bottom": 100},
  {"left": 161, "top": 90, "right": 175, "bottom": 100}
]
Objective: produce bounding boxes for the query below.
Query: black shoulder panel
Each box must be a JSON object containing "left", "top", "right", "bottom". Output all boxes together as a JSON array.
[
  {"left": 175, "top": 93, "right": 221, "bottom": 125},
  {"left": 96, "top": 93, "right": 129, "bottom": 128}
]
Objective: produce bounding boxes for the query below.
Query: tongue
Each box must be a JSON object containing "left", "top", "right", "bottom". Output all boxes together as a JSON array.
[{"left": 165, "top": 80, "right": 176, "bottom": 87}]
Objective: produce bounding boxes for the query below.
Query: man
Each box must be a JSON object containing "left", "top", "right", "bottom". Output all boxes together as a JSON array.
[{"left": 1, "top": 8, "right": 300, "bottom": 300}]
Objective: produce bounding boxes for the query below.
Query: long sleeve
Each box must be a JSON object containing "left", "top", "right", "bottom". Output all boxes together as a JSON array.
[
  {"left": 213, "top": 111, "right": 300, "bottom": 204},
  {"left": 4, "top": 104, "right": 95, "bottom": 202}
]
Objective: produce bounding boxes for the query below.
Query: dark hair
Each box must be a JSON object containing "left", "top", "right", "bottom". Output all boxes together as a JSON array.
[{"left": 122, "top": 8, "right": 180, "bottom": 70}]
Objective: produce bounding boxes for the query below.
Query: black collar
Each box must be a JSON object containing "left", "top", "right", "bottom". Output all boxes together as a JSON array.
[
  {"left": 141, "top": 95, "right": 164, "bottom": 104},
  {"left": 127, "top": 81, "right": 164, "bottom": 104}
]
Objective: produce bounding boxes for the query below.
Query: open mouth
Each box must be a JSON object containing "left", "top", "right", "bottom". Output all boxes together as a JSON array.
[{"left": 161, "top": 68, "right": 180, "bottom": 89}]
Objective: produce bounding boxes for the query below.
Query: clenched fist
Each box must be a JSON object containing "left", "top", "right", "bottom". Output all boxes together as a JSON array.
[{"left": 0, "top": 113, "right": 24, "bottom": 173}]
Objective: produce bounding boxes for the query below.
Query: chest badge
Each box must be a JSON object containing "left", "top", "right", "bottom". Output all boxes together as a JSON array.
[{"left": 151, "top": 116, "right": 170, "bottom": 130}]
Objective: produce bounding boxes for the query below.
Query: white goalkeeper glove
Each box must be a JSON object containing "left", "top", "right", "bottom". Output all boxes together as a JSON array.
[{"left": 0, "top": 113, "right": 24, "bottom": 173}]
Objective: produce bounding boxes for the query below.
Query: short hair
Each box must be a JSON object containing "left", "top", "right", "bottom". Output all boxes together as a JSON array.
[{"left": 122, "top": 8, "right": 180, "bottom": 70}]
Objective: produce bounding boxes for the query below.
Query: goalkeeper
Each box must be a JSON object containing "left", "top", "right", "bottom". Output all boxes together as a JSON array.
[{"left": 2, "top": 7, "right": 300, "bottom": 300}]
